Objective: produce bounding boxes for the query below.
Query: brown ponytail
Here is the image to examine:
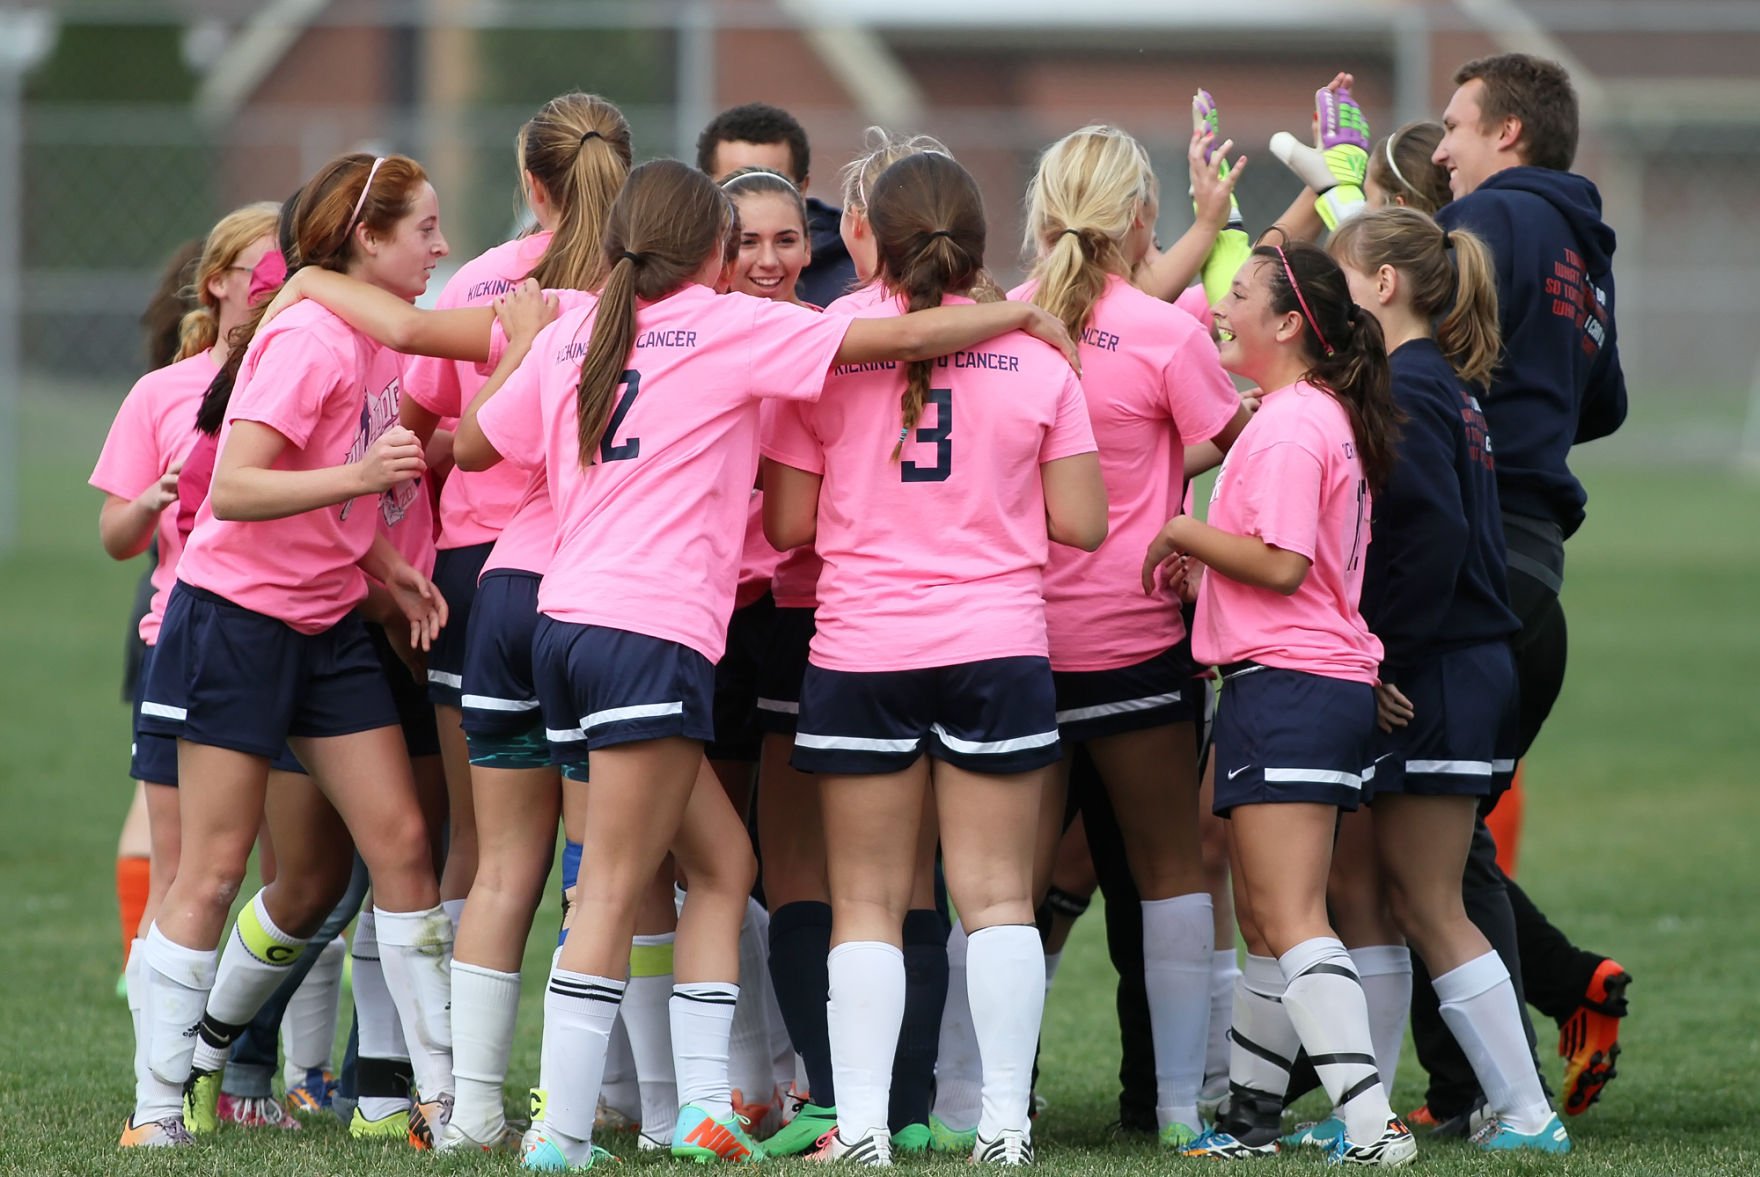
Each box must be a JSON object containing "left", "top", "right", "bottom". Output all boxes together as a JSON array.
[
  {"left": 1329, "top": 206, "right": 1502, "bottom": 388},
  {"left": 574, "top": 160, "right": 736, "bottom": 466},
  {"left": 864, "top": 152, "right": 987, "bottom": 459},
  {"left": 519, "top": 93, "right": 633, "bottom": 292},
  {"left": 1255, "top": 243, "right": 1402, "bottom": 492}
]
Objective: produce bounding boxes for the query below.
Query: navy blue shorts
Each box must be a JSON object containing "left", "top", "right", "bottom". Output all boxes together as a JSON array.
[
  {"left": 707, "top": 593, "right": 776, "bottom": 762},
  {"left": 1366, "top": 642, "right": 1518, "bottom": 800},
  {"left": 533, "top": 617, "right": 717, "bottom": 774},
  {"left": 130, "top": 647, "right": 306, "bottom": 783},
  {"left": 1210, "top": 664, "right": 1375, "bottom": 815},
  {"left": 1053, "top": 646, "right": 1200, "bottom": 744},
  {"left": 793, "top": 656, "right": 1061, "bottom": 776},
  {"left": 461, "top": 571, "right": 544, "bottom": 744},
  {"left": 369, "top": 626, "right": 441, "bottom": 759},
  {"left": 139, "top": 582, "right": 400, "bottom": 759},
  {"left": 755, "top": 606, "right": 815, "bottom": 737},
  {"left": 425, "top": 542, "right": 493, "bottom": 707}
]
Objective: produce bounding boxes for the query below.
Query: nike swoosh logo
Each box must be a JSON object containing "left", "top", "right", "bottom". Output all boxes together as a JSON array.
[{"left": 1227, "top": 765, "right": 1250, "bottom": 780}]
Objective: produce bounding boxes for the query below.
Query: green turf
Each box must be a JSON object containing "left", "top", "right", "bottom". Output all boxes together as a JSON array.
[{"left": 3, "top": 389, "right": 1758, "bottom": 1174}]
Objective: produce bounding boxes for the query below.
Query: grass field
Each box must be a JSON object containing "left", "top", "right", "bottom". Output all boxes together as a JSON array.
[{"left": 3, "top": 388, "right": 1759, "bottom": 1176}]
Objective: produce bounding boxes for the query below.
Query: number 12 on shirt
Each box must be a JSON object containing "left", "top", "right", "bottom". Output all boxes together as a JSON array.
[{"left": 900, "top": 387, "right": 952, "bottom": 483}]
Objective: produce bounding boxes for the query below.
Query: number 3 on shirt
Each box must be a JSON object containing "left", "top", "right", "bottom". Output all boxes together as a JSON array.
[
  {"left": 599, "top": 369, "right": 641, "bottom": 463},
  {"left": 900, "top": 387, "right": 952, "bottom": 483}
]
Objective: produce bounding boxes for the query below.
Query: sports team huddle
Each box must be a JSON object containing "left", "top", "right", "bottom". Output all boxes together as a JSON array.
[{"left": 94, "top": 48, "right": 1631, "bottom": 1169}]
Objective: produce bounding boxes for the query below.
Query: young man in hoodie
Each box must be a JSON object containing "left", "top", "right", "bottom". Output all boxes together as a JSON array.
[
  {"left": 1414, "top": 52, "right": 1631, "bottom": 1130},
  {"left": 697, "top": 102, "right": 859, "bottom": 307}
]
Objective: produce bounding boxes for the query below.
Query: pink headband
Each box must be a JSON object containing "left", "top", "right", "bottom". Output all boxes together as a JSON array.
[
  {"left": 1273, "top": 244, "right": 1334, "bottom": 357},
  {"left": 342, "top": 156, "right": 386, "bottom": 242}
]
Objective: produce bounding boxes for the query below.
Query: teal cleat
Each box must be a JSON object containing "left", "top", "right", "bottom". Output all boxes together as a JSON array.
[{"left": 1474, "top": 1114, "right": 1571, "bottom": 1154}]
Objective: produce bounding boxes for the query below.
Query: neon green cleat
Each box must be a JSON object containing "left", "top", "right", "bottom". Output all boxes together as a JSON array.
[
  {"left": 929, "top": 1114, "right": 978, "bottom": 1154},
  {"left": 1158, "top": 1121, "right": 1200, "bottom": 1150},
  {"left": 181, "top": 1070, "right": 222, "bottom": 1136},
  {"left": 891, "top": 1122, "right": 931, "bottom": 1153},
  {"left": 350, "top": 1105, "right": 412, "bottom": 1140},
  {"left": 764, "top": 1101, "right": 837, "bottom": 1157}
]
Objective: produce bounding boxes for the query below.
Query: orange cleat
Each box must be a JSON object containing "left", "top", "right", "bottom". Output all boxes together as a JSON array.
[{"left": 1559, "top": 958, "right": 1629, "bottom": 1115}]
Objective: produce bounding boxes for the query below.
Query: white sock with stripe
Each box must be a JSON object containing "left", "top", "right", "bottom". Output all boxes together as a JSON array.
[
  {"left": 352, "top": 911, "right": 412, "bottom": 1119},
  {"left": 672, "top": 982, "right": 739, "bottom": 1119},
  {"left": 449, "top": 960, "right": 522, "bottom": 1142},
  {"left": 828, "top": 940, "right": 904, "bottom": 1142},
  {"left": 929, "top": 919, "right": 982, "bottom": 1132},
  {"left": 966, "top": 924, "right": 1045, "bottom": 1141},
  {"left": 1278, "top": 937, "right": 1393, "bottom": 1145},
  {"left": 1435, "top": 951, "right": 1554, "bottom": 1135},
  {"left": 1226, "top": 954, "right": 1299, "bottom": 1130},
  {"left": 1349, "top": 944, "right": 1412, "bottom": 1091},
  {"left": 1143, "top": 893, "right": 1214, "bottom": 1132},
  {"left": 539, "top": 967, "right": 625, "bottom": 1161},
  {"left": 728, "top": 900, "right": 775, "bottom": 1110},
  {"left": 626, "top": 934, "right": 678, "bottom": 1141}
]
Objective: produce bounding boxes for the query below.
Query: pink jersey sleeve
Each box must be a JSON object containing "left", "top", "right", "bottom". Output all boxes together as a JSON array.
[
  {"left": 403, "top": 349, "right": 464, "bottom": 418},
  {"left": 1041, "top": 370, "right": 1097, "bottom": 463},
  {"left": 746, "top": 301, "right": 853, "bottom": 401},
  {"left": 1174, "top": 284, "right": 1214, "bottom": 329},
  {"left": 227, "top": 330, "right": 347, "bottom": 448},
  {"left": 1163, "top": 330, "right": 1241, "bottom": 446},
  {"left": 759, "top": 398, "right": 824, "bottom": 474},
  {"left": 1229, "top": 440, "right": 1324, "bottom": 561},
  {"left": 89, "top": 376, "right": 166, "bottom": 502},
  {"left": 474, "top": 333, "right": 550, "bottom": 471}
]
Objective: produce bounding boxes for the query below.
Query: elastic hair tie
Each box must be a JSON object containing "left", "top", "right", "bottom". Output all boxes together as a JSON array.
[
  {"left": 579, "top": 130, "right": 604, "bottom": 146},
  {"left": 926, "top": 229, "right": 955, "bottom": 241},
  {"left": 1272, "top": 244, "right": 1335, "bottom": 358},
  {"left": 620, "top": 250, "right": 644, "bottom": 266},
  {"left": 342, "top": 156, "right": 387, "bottom": 241},
  {"left": 1384, "top": 131, "right": 1416, "bottom": 197},
  {"left": 1059, "top": 228, "right": 1082, "bottom": 239}
]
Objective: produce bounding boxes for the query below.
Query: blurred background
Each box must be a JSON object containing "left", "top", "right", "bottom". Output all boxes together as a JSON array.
[{"left": 3, "top": 0, "right": 1759, "bottom": 549}]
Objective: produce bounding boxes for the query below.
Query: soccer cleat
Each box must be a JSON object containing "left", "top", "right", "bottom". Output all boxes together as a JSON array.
[
  {"left": 1472, "top": 1113, "right": 1572, "bottom": 1153},
  {"left": 672, "top": 1103, "right": 766, "bottom": 1164},
  {"left": 408, "top": 1092, "right": 454, "bottom": 1149},
  {"left": 732, "top": 1086, "right": 783, "bottom": 1140},
  {"left": 1403, "top": 1104, "right": 1437, "bottom": 1130},
  {"left": 928, "top": 1114, "right": 978, "bottom": 1154},
  {"left": 972, "top": 1129, "right": 1034, "bottom": 1166},
  {"left": 810, "top": 1127, "right": 892, "bottom": 1165},
  {"left": 181, "top": 1070, "right": 222, "bottom": 1135},
  {"left": 765, "top": 1102, "right": 837, "bottom": 1156},
  {"left": 116, "top": 972, "right": 129, "bottom": 1000},
  {"left": 1181, "top": 1126, "right": 1279, "bottom": 1159},
  {"left": 1282, "top": 1116, "right": 1344, "bottom": 1149},
  {"left": 216, "top": 1093, "right": 302, "bottom": 1130},
  {"left": 350, "top": 1105, "right": 412, "bottom": 1140},
  {"left": 439, "top": 1118, "right": 526, "bottom": 1153},
  {"left": 595, "top": 1098, "right": 641, "bottom": 1134},
  {"left": 522, "top": 1130, "right": 618, "bottom": 1171},
  {"left": 1559, "top": 959, "right": 1629, "bottom": 1115},
  {"left": 1324, "top": 1117, "right": 1416, "bottom": 1167},
  {"left": 890, "top": 1123, "right": 930, "bottom": 1154},
  {"left": 284, "top": 1067, "right": 338, "bottom": 1116},
  {"left": 119, "top": 1115, "right": 195, "bottom": 1148},
  {"left": 1158, "top": 1121, "right": 1200, "bottom": 1150}
]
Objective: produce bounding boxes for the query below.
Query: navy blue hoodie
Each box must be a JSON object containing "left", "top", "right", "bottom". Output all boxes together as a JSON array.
[
  {"left": 797, "top": 196, "right": 858, "bottom": 309},
  {"left": 1436, "top": 167, "right": 1626, "bottom": 538},
  {"left": 1361, "top": 339, "right": 1520, "bottom": 677}
]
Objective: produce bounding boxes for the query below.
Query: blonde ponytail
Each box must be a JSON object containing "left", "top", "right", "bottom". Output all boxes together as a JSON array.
[{"left": 1024, "top": 126, "right": 1154, "bottom": 340}]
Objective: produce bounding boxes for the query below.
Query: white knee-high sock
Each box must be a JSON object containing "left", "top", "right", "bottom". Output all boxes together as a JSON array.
[
  {"left": 1349, "top": 944, "right": 1412, "bottom": 1091},
  {"left": 373, "top": 905, "right": 455, "bottom": 1100},
  {"left": 1205, "top": 947, "right": 1241, "bottom": 1098},
  {"left": 539, "top": 967, "right": 625, "bottom": 1163},
  {"left": 353, "top": 910, "right": 412, "bottom": 1118},
  {"left": 1143, "top": 893, "right": 1214, "bottom": 1132},
  {"left": 966, "top": 924, "right": 1045, "bottom": 1141},
  {"left": 449, "top": 960, "right": 522, "bottom": 1142},
  {"left": 125, "top": 938, "right": 147, "bottom": 1092},
  {"left": 1435, "top": 951, "right": 1554, "bottom": 1134},
  {"left": 282, "top": 934, "right": 346, "bottom": 1084},
  {"left": 443, "top": 897, "right": 466, "bottom": 934},
  {"left": 194, "top": 889, "right": 307, "bottom": 1072},
  {"left": 626, "top": 933, "right": 678, "bottom": 1141},
  {"left": 930, "top": 919, "right": 982, "bottom": 1132},
  {"left": 1042, "top": 950, "right": 1064, "bottom": 994},
  {"left": 728, "top": 900, "right": 775, "bottom": 1106},
  {"left": 135, "top": 925, "right": 217, "bottom": 1124},
  {"left": 672, "top": 982, "right": 739, "bottom": 1119},
  {"left": 600, "top": 1017, "right": 640, "bottom": 1120},
  {"left": 827, "top": 941, "right": 904, "bottom": 1141},
  {"left": 1230, "top": 954, "right": 1300, "bottom": 1111},
  {"left": 1278, "top": 937, "right": 1393, "bottom": 1145}
]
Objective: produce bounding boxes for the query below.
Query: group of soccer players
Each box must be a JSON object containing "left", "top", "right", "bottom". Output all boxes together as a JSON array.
[{"left": 92, "top": 49, "right": 1629, "bottom": 1169}]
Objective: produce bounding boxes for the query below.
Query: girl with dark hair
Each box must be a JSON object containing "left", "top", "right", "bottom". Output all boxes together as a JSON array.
[
  {"left": 453, "top": 157, "right": 1078, "bottom": 1171},
  {"left": 126, "top": 152, "right": 452, "bottom": 1149},
  {"left": 1147, "top": 243, "right": 1415, "bottom": 1166},
  {"left": 764, "top": 151, "right": 1106, "bottom": 1167}
]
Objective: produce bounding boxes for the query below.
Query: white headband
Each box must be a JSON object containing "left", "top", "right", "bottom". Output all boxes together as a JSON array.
[{"left": 343, "top": 156, "right": 387, "bottom": 240}]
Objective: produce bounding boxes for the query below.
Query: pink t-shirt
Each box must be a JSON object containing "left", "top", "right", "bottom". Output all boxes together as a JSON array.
[
  {"left": 475, "top": 283, "right": 853, "bottom": 661},
  {"left": 403, "top": 233, "right": 551, "bottom": 550},
  {"left": 1192, "top": 379, "right": 1382, "bottom": 682},
  {"left": 90, "top": 350, "right": 217, "bottom": 644},
  {"left": 1012, "top": 274, "right": 1239, "bottom": 670},
  {"left": 177, "top": 301, "right": 418, "bottom": 634},
  {"left": 760, "top": 396, "right": 826, "bottom": 608},
  {"left": 735, "top": 491, "right": 782, "bottom": 609},
  {"left": 476, "top": 287, "right": 597, "bottom": 580},
  {"left": 762, "top": 289, "right": 1098, "bottom": 673},
  {"left": 1174, "top": 284, "right": 1214, "bottom": 330}
]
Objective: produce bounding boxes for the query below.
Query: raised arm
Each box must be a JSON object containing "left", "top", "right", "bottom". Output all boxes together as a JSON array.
[{"left": 1135, "top": 125, "right": 1245, "bottom": 302}]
